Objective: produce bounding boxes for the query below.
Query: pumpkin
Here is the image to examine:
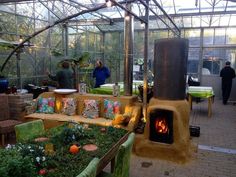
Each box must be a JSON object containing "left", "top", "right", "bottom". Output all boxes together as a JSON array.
[{"left": 69, "top": 144, "right": 79, "bottom": 154}]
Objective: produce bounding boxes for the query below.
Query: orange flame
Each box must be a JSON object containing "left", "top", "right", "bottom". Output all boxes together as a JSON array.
[{"left": 155, "top": 118, "right": 168, "bottom": 134}]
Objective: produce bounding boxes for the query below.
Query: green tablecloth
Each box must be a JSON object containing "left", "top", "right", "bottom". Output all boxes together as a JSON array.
[
  {"left": 89, "top": 87, "right": 139, "bottom": 95},
  {"left": 89, "top": 81, "right": 143, "bottom": 95},
  {"left": 187, "top": 86, "right": 214, "bottom": 98}
]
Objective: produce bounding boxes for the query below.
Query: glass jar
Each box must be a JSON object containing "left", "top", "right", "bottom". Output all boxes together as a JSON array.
[
  {"left": 112, "top": 83, "right": 120, "bottom": 97},
  {"left": 78, "top": 82, "right": 86, "bottom": 94}
]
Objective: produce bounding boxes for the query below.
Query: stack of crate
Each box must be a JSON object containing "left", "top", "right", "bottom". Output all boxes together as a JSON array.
[
  {"left": 0, "top": 94, "right": 10, "bottom": 120},
  {"left": 8, "top": 93, "right": 33, "bottom": 120}
]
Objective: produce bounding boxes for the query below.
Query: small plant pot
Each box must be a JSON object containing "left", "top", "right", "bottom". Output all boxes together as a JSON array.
[{"left": 0, "top": 78, "right": 8, "bottom": 93}]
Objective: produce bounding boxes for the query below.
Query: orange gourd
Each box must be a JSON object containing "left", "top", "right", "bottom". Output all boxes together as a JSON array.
[{"left": 69, "top": 144, "right": 79, "bottom": 154}]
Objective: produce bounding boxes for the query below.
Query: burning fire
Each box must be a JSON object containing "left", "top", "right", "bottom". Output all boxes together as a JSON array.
[{"left": 155, "top": 118, "right": 168, "bottom": 134}]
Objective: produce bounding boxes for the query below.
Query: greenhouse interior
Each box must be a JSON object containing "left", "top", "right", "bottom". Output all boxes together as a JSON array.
[{"left": 0, "top": 0, "right": 236, "bottom": 177}]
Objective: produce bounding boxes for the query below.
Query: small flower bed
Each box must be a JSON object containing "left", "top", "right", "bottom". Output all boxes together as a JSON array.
[
  {"left": 5, "top": 143, "right": 46, "bottom": 169},
  {"left": 0, "top": 123, "right": 128, "bottom": 177}
]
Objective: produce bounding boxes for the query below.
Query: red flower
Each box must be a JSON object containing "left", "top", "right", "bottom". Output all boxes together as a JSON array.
[{"left": 39, "top": 169, "right": 47, "bottom": 175}]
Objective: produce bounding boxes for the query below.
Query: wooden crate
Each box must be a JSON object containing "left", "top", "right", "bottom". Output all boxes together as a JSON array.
[
  {"left": 0, "top": 94, "right": 10, "bottom": 120},
  {"left": 8, "top": 93, "right": 33, "bottom": 120}
]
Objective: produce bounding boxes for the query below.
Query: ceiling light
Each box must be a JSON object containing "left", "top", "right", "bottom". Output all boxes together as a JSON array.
[
  {"left": 19, "top": 35, "right": 23, "bottom": 43},
  {"left": 125, "top": 15, "right": 130, "bottom": 21},
  {"left": 106, "top": 0, "right": 112, "bottom": 7},
  {"left": 141, "top": 22, "right": 145, "bottom": 28},
  {"left": 195, "top": 0, "right": 198, "bottom": 7}
]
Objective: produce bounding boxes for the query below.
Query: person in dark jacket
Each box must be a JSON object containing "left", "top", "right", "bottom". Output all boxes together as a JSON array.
[
  {"left": 93, "top": 60, "right": 110, "bottom": 88},
  {"left": 220, "top": 61, "right": 235, "bottom": 105},
  {"left": 47, "top": 61, "right": 74, "bottom": 89}
]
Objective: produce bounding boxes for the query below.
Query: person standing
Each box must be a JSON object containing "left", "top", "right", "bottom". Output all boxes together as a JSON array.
[
  {"left": 93, "top": 60, "right": 110, "bottom": 88},
  {"left": 47, "top": 61, "right": 74, "bottom": 89},
  {"left": 220, "top": 61, "right": 235, "bottom": 105}
]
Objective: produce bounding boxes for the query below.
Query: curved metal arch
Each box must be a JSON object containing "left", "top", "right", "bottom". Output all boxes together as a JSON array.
[{"left": 1, "top": 3, "right": 107, "bottom": 72}]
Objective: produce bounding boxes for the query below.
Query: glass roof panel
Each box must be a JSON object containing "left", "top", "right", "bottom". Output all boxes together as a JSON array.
[
  {"left": 227, "top": 5, "right": 236, "bottom": 11},
  {"left": 170, "top": 0, "right": 197, "bottom": 14},
  {"left": 212, "top": 15, "right": 229, "bottom": 27},
  {"left": 182, "top": 17, "right": 191, "bottom": 28},
  {"left": 157, "top": 0, "right": 175, "bottom": 14},
  {"left": 213, "top": 0, "right": 227, "bottom": 12},
  {"left": 229, "top": 15, "right": 236, "bottom": 26},
  {"left": 77, "top": 0, "right": 104, "bottom": 5},
  {"left": 227, "top": 1, "right": 236, "bottom": 11},
  {"left": 15, "top": 2, "right": 48, "bottom": 20},
  {"left": 201, "top": 15, "right": 210, "bottom": 27},
  {"left": 0, "top": 4, "right": 15, "bottom": 13},
  {"left": 1, "top": 0, "right": 236, "bottom": 33},
  {"left": 173, "top": 17, "right": 183, "bottom": 28},
  {"left": 192, "top": 16, "right": 200, "bottom": 27},
  {"left": 33, "top": 2, "right": 49, "bottom": 20},
  {"left": 97, "top": 6, "right": 124, "bottom": 18}
]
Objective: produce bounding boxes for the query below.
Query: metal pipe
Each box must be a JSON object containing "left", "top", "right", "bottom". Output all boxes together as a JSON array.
[
  {"left": 143, "top": 0, "right": 149, "bottom": 121},
  {"left": 63, "top": 23, "right": 69, "bottom": 56},
  {"left": 153, "top": 38, "right": 189, "bottom": 100},
  {"left": 198, "top": 28, "right": 204, "bottom": 83},
  {"left": 16, "top": 50, "right": 21, "bottom": 89},
  {"left": 118, "top": 32, "right": 122, "bottom": 82},
  {"left": 124, "top": 3, "right": 134, "bottom": 96},
  {"left": 102, "top": 32, "right": 105, "bottom": 61}
]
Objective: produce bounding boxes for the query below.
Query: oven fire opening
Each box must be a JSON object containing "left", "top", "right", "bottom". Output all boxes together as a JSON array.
[{"left": 155, "top": 118, "right": 168, "bottom": 134}]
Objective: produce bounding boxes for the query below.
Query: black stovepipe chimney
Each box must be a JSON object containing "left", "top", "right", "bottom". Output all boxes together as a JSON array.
[{"left": 153, "top": 38, "right": 189, "bottom": 100}]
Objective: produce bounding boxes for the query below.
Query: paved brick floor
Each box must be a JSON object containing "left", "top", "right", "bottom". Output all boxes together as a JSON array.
[{"left": 129, "top": 98, "right": 236, "bottom": 177}]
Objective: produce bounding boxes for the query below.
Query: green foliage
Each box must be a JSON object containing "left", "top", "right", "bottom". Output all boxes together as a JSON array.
[
  {"left": 0, "top": 123, "right": 128, "bottom": 177},
  {"left": 77, "top": 52, "right": 90, "bottom": 65},
  {"left": 0, "top": 43, "right": 15, "bottom": 50},
  {"left": 42, "top": 124, "right": 128, "bottom": 177},
  {"left": 57, "top": 52, "right": 91, "bottom": 69},
  {"left": 0, "top": 71, "right": 5, "bottom": 78},
  {"left": 50, "top": 123, "right": 87, "bottom": 145},
  {"left": 135, "top": 58, "right": 144, "bottom": 65},
  {"left": 13, "top": 143, "right": 47, "bottom": 168},
  {"left": 55, "top": 52, "right": 93, "bottom": 88},
  {"left": 51, "top": 49, "right": 63, "bottom": 56},
  {"left": 0, "top": 148, "right": 38, "bottom": 177}
]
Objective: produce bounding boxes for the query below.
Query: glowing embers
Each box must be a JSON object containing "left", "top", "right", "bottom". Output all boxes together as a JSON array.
[
  {"left": 149, "top": 109, "right": 173, "bottom": 144},
  {"left": 155, "top": 118, "right": 168, "bottom": 134}
]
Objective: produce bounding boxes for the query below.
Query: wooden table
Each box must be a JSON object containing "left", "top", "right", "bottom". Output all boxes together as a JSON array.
[
  {"left": 187, "top": 86, "right": 214, "bottom": 117},
  {"left": 97, "top": 131, "right": 129, "bottom": 174},
  {"left": 8, "top": 123, "right": 129, "bottom": 176}
]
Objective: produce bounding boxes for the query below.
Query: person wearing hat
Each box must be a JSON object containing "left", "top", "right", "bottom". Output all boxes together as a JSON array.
[
  {"left": 47, "top": 61, "right": 74, "bottom": 89},
  {"left": 220, "top": 61, "right": 235, "bottom": 105}
]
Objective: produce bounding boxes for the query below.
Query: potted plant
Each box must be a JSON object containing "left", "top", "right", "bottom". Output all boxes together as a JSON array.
[{"left": 0, "top": 71, "right": 8, "bottom": 93}]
